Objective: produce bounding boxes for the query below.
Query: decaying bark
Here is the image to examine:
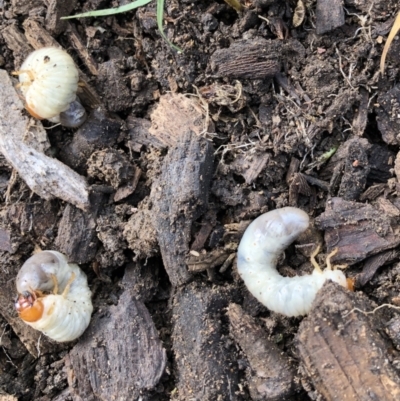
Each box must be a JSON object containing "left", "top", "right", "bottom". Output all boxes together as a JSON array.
[
  {"left": 151, "top": 130, "right": 214, "bottom": 286},
  {"left": 375, "top": 84, "right": 400, "bottom": 146},
  {"left": 228, "top": 303, "right": 298, "bottom": 401},
  {"left": 315, "top": 0, "right": 345, "bottom": 34},
  {"left": 315, "top": 197, "right": 400, "bottom": 264},
  {"left": 67, "top": 288, "right": 166, "bottom": 400},
  {"left": 0, "top": 70, "right": 90, "bottom": 210},
  {"left": 172, "top": 282, "right": 239, "bottom": 401},
  {"left": 210, "top": 38, "right": 281, "bottom": 79},
  {"left": 297, "top": 281, "right": 400, "bottom": 401},
  {"left": 55, "top": 192, "right": 105, "bottom": 264}
]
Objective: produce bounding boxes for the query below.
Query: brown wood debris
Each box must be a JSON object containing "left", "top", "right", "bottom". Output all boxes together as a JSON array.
[
  {"left": 316, "top": 197, "right": 400, "bottom": 264},
  {"left": 375, "top": 84, "right": 400, "bottom": 146},
  {"left": 55, "top": 192, "right": 105, "bottom": 264},
  {"left": 228, "top": 303, "right": 298, "bottom": 401},
  {"left": 66, "top": 288, "right": 166, "bottom": 400},
  {"left": 297, "top": 281, "right": 400, "bottom": 401},
  {"left": 151, "top": 130, "right": 214, "bottom": 286},
  {"left": 172, "top": 282, "right": 238, "bottom": 401},
  {"left": 210, "top": 38, "right": 282, "bottom": 79},
  {"left": 315, "top": 0, "right": 345, "bottom": 34},
  {"left": 355, "top": 249, "right": 399, "bottom": 288},
  {"left": 0, "top": 70, "right": 90, "bottom": 210}
]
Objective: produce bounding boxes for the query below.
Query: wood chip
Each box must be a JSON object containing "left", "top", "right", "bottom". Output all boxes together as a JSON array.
[
  {"left": 297, "top": 281, "right": 400, "bottom": 401},
  {"left": 315, "top": 0, "right": 345, "bottom": 34},
  {"left": 228, "top": 303, "right": 298, "bottom": 401},
  {"left": 67, "top": 288, "right": 166, "bottom": 400},
  {"left": 316, "top": 197, "right": 400, "bottom": 265},
  {"left": 0, "top": 70, "right": 89, "bottom": 210},
  {"left": 172, "top": 282, "right": 238, "bottom": 400},
  {"left": 210, "top": 38, "right": 281, "bottom": 79},
  {"left": 151, "top": 131, "right": 214, "bottom": 286}
]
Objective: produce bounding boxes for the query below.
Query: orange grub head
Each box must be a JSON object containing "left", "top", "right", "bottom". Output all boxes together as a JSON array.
[{"left": 15, "top": 292, "right": 44, "bottom": 322}]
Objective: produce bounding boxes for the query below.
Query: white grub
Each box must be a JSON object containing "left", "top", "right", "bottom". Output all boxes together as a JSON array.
[
  {"left": 237, "top": 207, "right": 348, "bottom": 317},
  {"left": 15, "top": 251, "right": 93, "bottom": 342},
  {"left": 15, "top": 47, "right": 79, "bottom": 121}
]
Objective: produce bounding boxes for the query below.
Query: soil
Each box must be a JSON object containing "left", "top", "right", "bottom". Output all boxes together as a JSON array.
[{"left": 2, "top": 0, "right": 400, "bottom": 400}]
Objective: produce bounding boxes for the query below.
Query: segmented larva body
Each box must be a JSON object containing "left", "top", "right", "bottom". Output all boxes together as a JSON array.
[
  {"left": 17, "top": 47, "right": 79, "bottom": 121},
  {"left": 237, "top": 207, "right": 348, "bottom": 317},
  {"left": 15, "top": 251, "right": 93, "bottom": 342}
]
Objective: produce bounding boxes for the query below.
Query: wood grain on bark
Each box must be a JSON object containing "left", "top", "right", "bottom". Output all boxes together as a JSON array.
[
  {"left": 297, "top": 281, "right": 400, "bottom": 401},
  {"left": 210, "top": 38, "right": 281, "bottom": 79},
  {"left": 151, "top": 130, "right": 214, "bottom": 286},
  {"left": 67, "top": 288, "right": 166, "bottom": 401},
  {"left": 316, "top": 197, "right": 400, "bottom": 265},
  {"left": 172, "top": 282, "right": 238, "bottom": 401},
  {"left": 55, "top": 192, "right": 105, "bottom": 264},
  {"left": 228, "top": 303, "right": 298, "bottom": 401},
  {"left": 0, "top": 70, "right": 90, "bottom": 210}
]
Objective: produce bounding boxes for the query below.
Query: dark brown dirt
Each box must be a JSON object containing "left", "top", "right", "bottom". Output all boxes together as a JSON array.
[{"left": 2, "top": 0, "right": 400, "bottom": 400}]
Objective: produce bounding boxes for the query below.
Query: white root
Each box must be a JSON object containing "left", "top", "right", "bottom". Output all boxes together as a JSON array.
[{"left": 237, "top": 207, "right": 349, "bottom": 317}]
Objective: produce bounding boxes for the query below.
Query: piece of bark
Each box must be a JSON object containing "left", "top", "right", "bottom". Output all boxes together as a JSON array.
[
  {"left": 97, "top": 59, "right": 131, "bottom": 112},
  {"left": 151, "top": 131, "right": 214, "bottom": 286},
  {"left": 386, "top": 317, "right": 400, "bottom": 350},
  {"left": 187, "top": 248, "right": 230, "bottom": 272},
  {"left": 359, "top": 183, "right": 386, "bottom": 201},
  {"left": 368, "top": 145, "right": 395, "bottom": 183},
  {"left": 172, "top": 282, "right": 238, "bottom": 401},
  {"left": 1, "top": 24, "right": 34, "bottom": 67},
  {"left": 126, "top": 116, "right": 163, "bottom": 150},
  {"left": 352, "top": 87, "right": 369, "bottom": 136},
  {"left": 355, "top": 249, "right": 399, "bottom": 287},
  {"left": 210, "top": 38, "right": 281, "bottom": 79},
  {"left": 0, "top": 229, "right": 12, "bottom": 252},
  {"left": 149, "top": 93, "right": 210, "bottom": 148},
  {"left": 375, "top": 84, "right": 400, "bottom": 146},
  {"left": 67, "top": 288, "right": 166, "bottom": 400},
  {"left": 11, "top": 0, "right": 43, "bottom": 15},
  {"left": 338, "top": 138, "right": 370, "bottom": 200},
  {"left": 22, "top": 18, "right": 59, "bottom": 51},
  {"left": 229, "top": 151, "right": 270, "bottom": 184},
  {"left": 55, "top": 192, "right": 105, "bottom": 264},
  {"left": 297, "top": 281, "right": 400, "bottom": 401},
  {"left": 316, "top": 197, "right": 400, "bottom": 265},
  {"left": 120, "top": 262, "right": 160, "bottom": 303},
  {"left": 228, "top": 303, "right": 297, "bottom": 401},
  {"left": 315, "top": 0, "right": 345, "bottom": 34},
  {"left": 190, "top": 209, "right": 217, "bottom": 252},
  {"left": 59, "top": 108, "right": 122, "bottom": 172},
  {"left": 113, "top": 166, "right": 141, "bottom": 202},
  {"left": 45, "top": 0, "right": 78, "bottom": 36},
  {"left": 0, "top": 70, "right": 89, "bottom": 210},
  {"left": 65, "top": 22, "right": 98, "bottom": 75}
]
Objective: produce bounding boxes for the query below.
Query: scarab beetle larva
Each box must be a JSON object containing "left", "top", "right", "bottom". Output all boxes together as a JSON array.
[
  {"left": 13, "top": 47, "right": 86, "bottom": 128},
  {"left": 15, "top": 250, "right": 93, "bottom": 342},
  {"left": 237, "top": 207, "right": 349, "bottom": 317}
]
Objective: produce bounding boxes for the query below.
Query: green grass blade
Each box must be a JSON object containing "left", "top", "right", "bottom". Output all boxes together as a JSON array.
[
  {"left": 156, "top": 0, "right": 182, "bottom": 53},
  {"left": 61, "top": 0, "right": 153, "bottom": 19}
]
